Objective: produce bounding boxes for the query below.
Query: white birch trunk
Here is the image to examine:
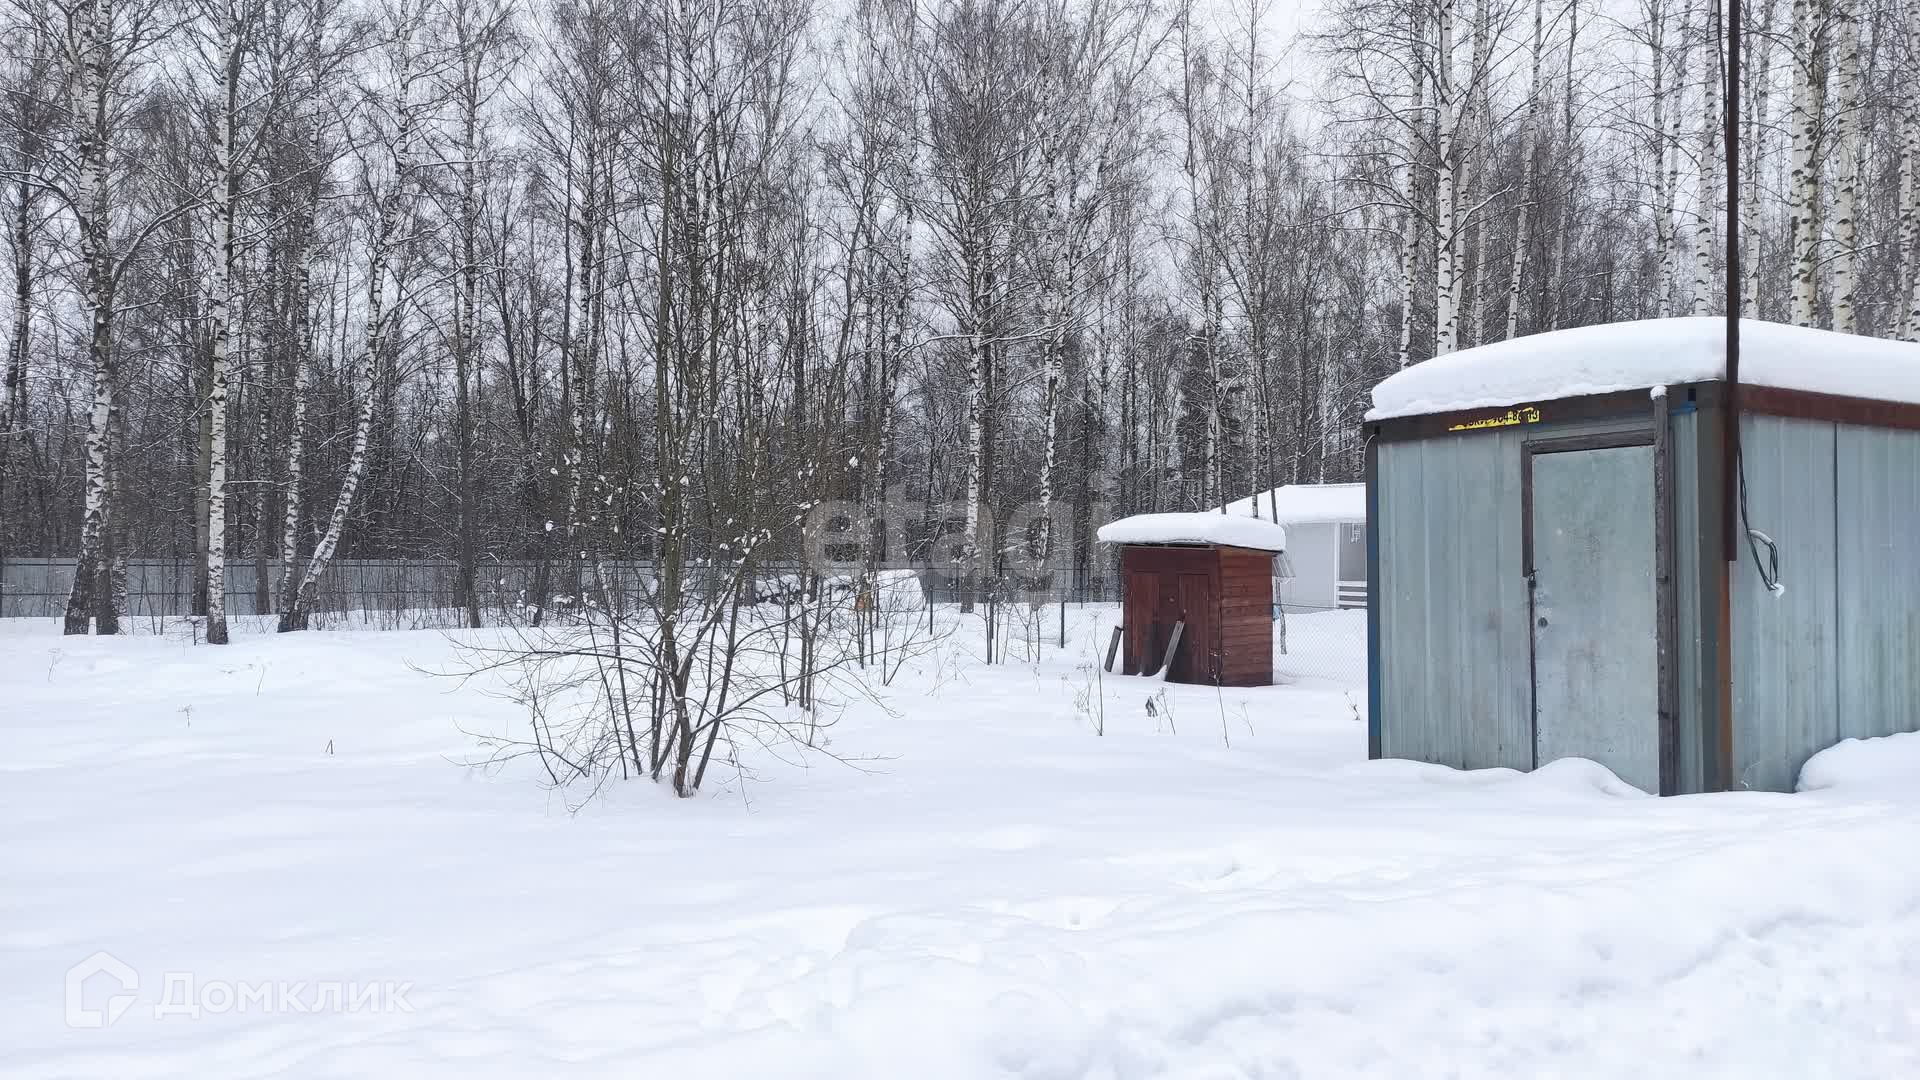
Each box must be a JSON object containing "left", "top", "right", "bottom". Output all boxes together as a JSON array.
[
  {"left": 1462, "top": 0, "right": 1494, "bottom": 347},
  {"left": 1691, "top": 0, "right": 1720, "bottom": 316},
  {"left": 1163, "top": 360, "right": 1184, "bottom": 506},
  {"left": 1203, "top": 293, "right": 1223, "bottom": 507},
  {"left": 1900, "top": 18, "right": 1920, "bottom": 338},
  {"left": 1397, "top": 61, "right": 1425, "bottom": 367},
  {"left": 1505, "top": 0, "right": 1545, "bottom": 340},
  {"left": 563, "top": 144, "right": 597, "bottom": 551},
  {"left": 277, "top": 120, "right": 320, "bottom": 613},
  {"left": 1036, "top": 134, "right": 1065, "bottom": 572},
  {"left": 1038, "top": 332, "right": 1060, "bottom": 570},
  {"left": 282, "top": 28, "right": 418, "bottom": 631},
  {"left": 61, "top": 2, "right": 117, "bottom": 636},
  {"left": 1651, "top": 0, "right": 1680, "bottom": 318},
  {"left": 960, "top": 280, "right": 986, "bottom": 607},
  {"left": 1551, "top": 0, "right": 1580, "bottom": 329},
  {"left": 1787, "top": 0, "right": 1823, "bottom": 326},
  {"left": 1742, "top": 0, "right": 1778, "bottom": 317},
  {"left": 1434, "top": 0, "right": 1461, "bottom": 355},
  {"left": 454, "top": 85, "right": 481, "bottom": 628},
  {"left": 1902, "top": 43, "right": 1920, "bottom": 339},
  {"left": 1829, "top": 0, "right": 1861, "bottom": 333},
  {"left": 204, "top": 21, "right": 241, "bottom": 645},
  {"left": 1663, "top": 4, "right": 1687, "bottom": 314},
  {"left": 881, "top": 195, "right": 910, "bottom": 528},
  {"left": 105, "top": 377, "right": 128, "bottom": 627}
]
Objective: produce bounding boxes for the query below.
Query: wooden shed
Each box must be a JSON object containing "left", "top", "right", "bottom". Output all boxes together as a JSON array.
[{"left": 1096, "top": 513, "right": 1289, "bottom": 687}]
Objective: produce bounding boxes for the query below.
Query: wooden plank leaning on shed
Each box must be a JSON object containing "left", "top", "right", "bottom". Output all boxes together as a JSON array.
[{"left": 1155, "top": 621, "right": 1185, "bottom": 681}]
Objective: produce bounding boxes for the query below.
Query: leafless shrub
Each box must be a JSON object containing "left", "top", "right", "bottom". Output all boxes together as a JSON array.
[{"left": 452, "top": 566, "right": 952, "bottom": 804}]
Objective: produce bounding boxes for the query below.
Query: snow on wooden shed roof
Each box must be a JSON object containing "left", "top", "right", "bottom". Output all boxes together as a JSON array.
[
  {"left": 1216, "top": 483, "right": 1366, "bottom": 525},
  {"left": 1368, "top": 317, "right": 1920, "bottom": 421},
  {"left": 1097, "top": 512, "right": 1288, "bottom": 552}
]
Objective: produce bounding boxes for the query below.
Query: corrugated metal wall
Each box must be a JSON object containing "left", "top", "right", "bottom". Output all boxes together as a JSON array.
[
  {"left": 1834, "top": 425, "right": 1920, "bottom": 743},
  {"left": 1374, "top": 414, "right": 1666, "bottom": 777},
  {"left": 1377, "top": 399, "right": 1920, "bottom": 795},
  {"left": 1729, "top": 415, "right": 1920, "bottom": 791},
  {"left": 1730, "top": 415, "right": 1840, "bottom": 792},
  {"left": 1376, "top": 430, "right": 1533, "bottom": 770},
  {"left": 1669, "top": 406, "right": 1710, "bottom": 794}
]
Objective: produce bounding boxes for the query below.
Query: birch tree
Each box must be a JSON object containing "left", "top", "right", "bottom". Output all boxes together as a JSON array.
[
  {"left": 202, "top": 3, "right": 243, "bottom": 644},
  {"left": 1787, "top": 0, "right": 1829, "bottom": 326},
  {"left": 272, "top": 6, "right": 353, "bottom": 617},
  {"left": 280, "top": 0, "right": 427, "bottom": 631},
  {"left": 1691, "top": 0, "right": 1720, "bottom": 316},
  {"left": 1648, "top": 0, "right": 1681, "bottom": 318},
  {"left": 1398, "top": 60, "right": 1426, "bottom": 366},
  {"left": 192, "top": 0, "right": 286, "bottom": 644},
  {"left": 1504, "top": 0, "right": 1545, "bottom": 338},
  {"left": 909, "top": 0, "right": 1045, "bottom": 609},
  {"left": 1433, "top": 0, "right": 1464, "bottom": 353},
  {"left": 1549, "top": 0, "right": 1580, "bottom": 328},
  {"left": 1828, "top": 0, "right": 1861, "bottom": 331},
  {"left": 1901, "top": 7, "right": 1920, "bottom": 338},
  {"left": 7, "top": 0, "right": 192, "bottom": 634},
  {"left": 1742, "top": 0, "right": 1778, "bottom": 316},
  {"left": 6, "top": 0, "right": 1920, "bottom": 634}
]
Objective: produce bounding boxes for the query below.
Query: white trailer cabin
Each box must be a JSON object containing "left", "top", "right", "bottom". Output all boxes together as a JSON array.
[{"left": 1216, "top": 483, "right": 1367, "bottom": 613}]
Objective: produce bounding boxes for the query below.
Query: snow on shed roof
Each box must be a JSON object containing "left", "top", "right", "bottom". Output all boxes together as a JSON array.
[
  {"left": 1097, "top": 512, "right": 1288, "bottom": 552},
  {"left": 1368, "top": 317, "right": 1920, "bottom": 421},
  {"left": 1216, "top": 483, "right": 1366, "bottom": 525}
]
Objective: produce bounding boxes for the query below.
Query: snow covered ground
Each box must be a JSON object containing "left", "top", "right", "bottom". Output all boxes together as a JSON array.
[{"left": 5, "top": 609, "right": 1920, "bottom": 1078}]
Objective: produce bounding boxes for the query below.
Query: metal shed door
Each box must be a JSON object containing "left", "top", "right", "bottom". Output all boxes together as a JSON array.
[{"left": 1529, "top": 444, "right": 1659, "bottom": 793}]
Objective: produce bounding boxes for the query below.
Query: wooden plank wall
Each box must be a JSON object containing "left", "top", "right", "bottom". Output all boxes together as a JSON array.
[
  {"left": 1119, "top": 543, "right": 1274, "bottom": 686},
  {"left": 1217, "top": 547, "right": 1275, "bottom": 686}
]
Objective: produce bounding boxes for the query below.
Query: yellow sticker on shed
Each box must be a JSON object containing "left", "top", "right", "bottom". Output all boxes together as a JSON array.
[{"left": 1448, "top": 405, "right": 1542, "bottom": 431}]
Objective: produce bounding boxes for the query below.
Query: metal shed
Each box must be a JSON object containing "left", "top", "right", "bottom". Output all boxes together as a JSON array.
[
  {"left": 1365, "top": 317, "right": 1920, "bottom": 794},
  {"left": 1096, "top": 513, "right": 1288, "bottom": 686}
]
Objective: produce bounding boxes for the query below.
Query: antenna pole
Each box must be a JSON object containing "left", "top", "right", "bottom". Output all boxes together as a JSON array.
[{"left": 1723, "top": 0, "right": 1741, "bottom": 561}]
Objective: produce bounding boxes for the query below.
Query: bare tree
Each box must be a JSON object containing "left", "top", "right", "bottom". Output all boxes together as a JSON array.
[
  {"left": 271, "top": 3, "right": 357, "bottom": 618},
  {"left": 0, "top": 41, "right": 56, "bottom": 562},
  {"left": 434, "top": 0, "right": 517, "bottom": 628},
  {"left": 5, "top": 0, "right": 1920, "bottom": 641},
  {"left": 3, "top": 0, "right": 195, "bottom": 634},
  {"left": 281, "top": 0, "right": 429, "bottom": 631}
]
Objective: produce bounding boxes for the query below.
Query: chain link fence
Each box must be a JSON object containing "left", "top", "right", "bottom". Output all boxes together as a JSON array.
[
  {"left": 0, "top": 557, "right": 624, "bottom": 626},
  {"left": 0, "top": 556, "right": 1365, "bottom": 685},
  {"left": 904, "top": 569, "right": 1364, "bottom": 685}
]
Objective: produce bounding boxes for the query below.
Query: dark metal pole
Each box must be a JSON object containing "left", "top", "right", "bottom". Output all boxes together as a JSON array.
[
  {"left": 1717, "top": 0, "right": 1743, "bottom": 789},
  {"left": 1723, "top": 0, "right": 1742, "bottom": 561}
]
